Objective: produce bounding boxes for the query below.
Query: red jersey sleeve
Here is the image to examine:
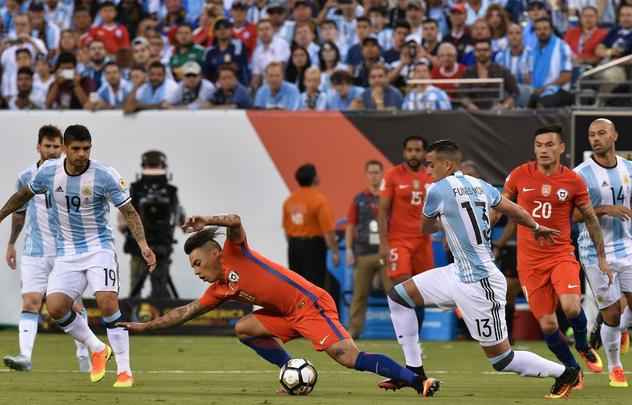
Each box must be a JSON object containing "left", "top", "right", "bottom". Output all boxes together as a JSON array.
[
  {"left": 571, "top": 172, "right": 590, "bottom": 208},
  {"left": 347, "top": 197, "right": 358, "bottom": 225},
  {"left": 504, "top": 167, "right": 520, "bottom": 198},
  {"left": 380, "top": 171, "right": 395, "bottom": 199},
  {"left": 120, "top": 25, "right": 130, "bottom": 48}
]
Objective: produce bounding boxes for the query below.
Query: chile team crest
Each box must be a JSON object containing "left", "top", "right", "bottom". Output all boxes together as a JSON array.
[
  {"left": 227, "top": 270, "right": 240, "bottom": 291},
  {"left": 557, "top": 188, "right": 568, "bottom": 201}
]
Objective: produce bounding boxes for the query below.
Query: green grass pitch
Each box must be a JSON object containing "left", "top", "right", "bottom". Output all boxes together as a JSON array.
[{"left": 0, "top": 330, "right": 629, "bottom": 405}]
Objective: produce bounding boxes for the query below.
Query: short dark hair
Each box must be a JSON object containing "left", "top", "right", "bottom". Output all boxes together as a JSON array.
[
  {"left": 368, "top": 6, "right": 387, "bottom": 16},
  {"left": 394, "top": 20, "right": 411, "bottom": 31},
  {"left": 330, "top": 69, "right": 353, "bottom": 85},
  {"left": 15, "top": 48, "right": 32, "bottom": 58},
  {"left": 184, "top": 228, "right": 221, "bottom": 255},
  {"left": 17, "top": 66, "right": 34, "bottom": 77},
  {"left": 427, "top": 139, "right": 462, "bottom": 163},
  {"left": 56, "top": 51, "right": 77, "bottom": 69},
  {"left": 320, "top": 19, "right": 337, "bottom": 28},
  {"left": 99, "top": 1, "right": 116, "bottom": 10},
  {"left": 534, "top": 17, "right": 552, "bottom": 27},
  {"left": 295, "top": 163, "right": 317, "bottom": 187},
  {"left": 63, "top": 124, "right": 92, "bottom": 145},
  {"left": 103, "top": 61, "right": 119, "bottom": 71},
  {"left": 38, "top": 125, "right": 62, "bottom": 144},
  {"left": 356, "top": 16, "right": 370, "bottom": 25},
  {"left": 474, "top": 38, "right": 492, "bottom": 48},
  {"left": 148, "top": 60, "right": 166, "bottom": 72},
  {"left": 403, "top": 135, "right": 428, "bottom": 149},
  {"left": 534, "top": 125, "right": 564, "bottom": 142},
  {"left": 422, "top": 18, "right": 438, "bottom": 26},
  {"left": 365, "top": 160, "right": 383, "bottom": 170},
  {"left": 218, "top": 63, "right": 237, "bottom": 75}
]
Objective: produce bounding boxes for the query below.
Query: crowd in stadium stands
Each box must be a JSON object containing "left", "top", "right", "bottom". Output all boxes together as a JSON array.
[{"left": 0, "top": 0, "right": 631, "bottom": 112}]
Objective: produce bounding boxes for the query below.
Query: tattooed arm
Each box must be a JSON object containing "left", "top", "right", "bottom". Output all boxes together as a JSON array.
[
  {"left": 118, "top": 202, "right": 157, "bottom": 270},
  {"left": 0, "top": 187, "right": 34, "bottom": 224},
  {"left": 118, "top": 300, "right": 212, "bottom": 332},
  {"left": 5, "top": 212, "right": 25, "bottom": 270},
  {"left": 183, "top": 214, "right": 246, "bottom": 244},
  {"left": 577, "top": 201, "right": 612, "bottom": 283}
]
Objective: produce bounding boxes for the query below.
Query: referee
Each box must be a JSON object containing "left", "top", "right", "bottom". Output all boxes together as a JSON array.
[{"left": 283, "top": 164, "right": 340, "bottom": 290}]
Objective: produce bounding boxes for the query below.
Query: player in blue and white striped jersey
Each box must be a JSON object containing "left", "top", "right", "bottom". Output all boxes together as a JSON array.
[
  {"left": 387, "top": 140, "right": 581, "bottom": 399},
  {"left": 573, "top": 118, "right": 632, "bottom": 387},
  {"left": 3, "top": 126, "right": 90, "bottom": 373},
  {"left": 0, "top": 125, "right": 156, "bottom": 388}
]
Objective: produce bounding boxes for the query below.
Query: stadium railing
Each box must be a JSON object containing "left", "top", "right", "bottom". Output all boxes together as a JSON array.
[{"left": 575, "top": 54, "right": 632, "bottom": 108}]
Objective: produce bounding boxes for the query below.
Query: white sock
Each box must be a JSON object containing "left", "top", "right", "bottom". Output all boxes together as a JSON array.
[
  {"left": 502, "top": 351, "right": 565, "bottom": 378},
  {"left": 387, "top": 296, "right": 422, "bottom": 367},
  {"left": 74, "top": 310, "right": 90, "bottom": 359},
  {"left": 601, "top": 323, "right": 622, "bottom": 372},
  {"left": 58, "top": 312, "right": 105, "bottom": 353},
  {"left": 18, "top": 312, "right": 39, "bottom": 360},
  {"left": 620, "top": 306, "right": 632, "bottom": 330},
  {"left": 107, "top": 327, "right": 131, "bottom": 375}
]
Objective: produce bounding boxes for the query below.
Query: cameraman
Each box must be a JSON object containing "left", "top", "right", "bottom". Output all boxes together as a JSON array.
[{"left": 118, "top": 150, "right": 185, "bottom": 299}]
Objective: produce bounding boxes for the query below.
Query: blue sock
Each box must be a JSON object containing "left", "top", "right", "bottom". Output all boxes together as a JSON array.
[
  {"left": 240, "top": 337, "right": 291, "bottom": 368},
  {"left": 544, "top": 330, "right": 579, "bottom": 368},
  {"left": 568, "top": 310, "right": 589, "bottom": 352},
  {"left": 354, "top": 352, "right": 422, "bottom": 391}
]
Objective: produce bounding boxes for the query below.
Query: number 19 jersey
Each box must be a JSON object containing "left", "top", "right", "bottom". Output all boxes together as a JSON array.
[
  {"left": 504, "top": 162, "right": 590, "bottom": 271},
  {"left": 28, "top": 158, "right": 131, "bottom": 257}
]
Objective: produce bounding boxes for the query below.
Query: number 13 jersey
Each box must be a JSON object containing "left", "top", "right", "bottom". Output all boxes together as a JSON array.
[
  {"left": 28, "top": 158, "right": 131, "bottom": 257},
  {"left": 504, "top": 162, "right": 589, "bottom": 271}
]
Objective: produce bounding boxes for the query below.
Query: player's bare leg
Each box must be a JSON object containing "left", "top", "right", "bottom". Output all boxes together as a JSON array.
[
  {"left": 235, "top": 314, "right": 292, "bottom": 369},
  {"left": 325, "top": 338, "right": 439, "bottom": 397},
  {"left": 97, "top": 292, "right": 133, "bottom": 387},
  {"left": 47, "top": 292, "right": 110, "bottom": 383},
  {"left": 559, "top": 293, "right": 603, "bottom": 373}
]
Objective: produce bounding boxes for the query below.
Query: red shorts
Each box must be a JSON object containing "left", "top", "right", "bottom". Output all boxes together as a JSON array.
[
  {"left": 254, "top": 293, "right": 350, "bottom": 351},
  {"left": 386, "top": 237, "right": 434, "bottom": 281},
  {"left": 518, "top": 261, "right": 581, "bottom": 319}
]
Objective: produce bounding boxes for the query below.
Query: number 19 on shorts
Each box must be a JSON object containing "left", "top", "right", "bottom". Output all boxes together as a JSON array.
[{"left": 104, "top": 268, "right": 117, "bottom": 287}]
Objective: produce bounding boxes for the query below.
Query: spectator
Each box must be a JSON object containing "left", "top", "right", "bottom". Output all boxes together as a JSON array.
[
  {"left": 170, "top": 24, "right": 205, "bottom": 81},
  {"left": 383, "top": 20, "right": 410, "bottom": 64},
  {"left": 369, "top": 7, "right": 393, "bottom": 51},
  {"left": 445, "top": 3, "right": 471, "bottom": 62},
  {"left": 285, "top": 46, "right": 312, "bottom": 92},
  {"left": 596, "top": 4, "right": 632, "bottom": 61},
  {"left": 319, "top": 19, "right": 348, "bottom": 61},
  {"left": 73, "top": 6, "right": 93, "bottom": 41},
  {"left": 169, "top": 61, "right": 215, "bottom": 109},
  {"left": 462, "top": 39, "right": 519, "bottom": 110},
  {"left": 325, "top": 68, "right": 363, "bottom": 110},
  {"left": 419, "top": 18, "right": 440, "bottom": 66},
  {"left": 131, "top": 37, "right": 151, "bottom": 71},
  {"left": 124, "top": 60, "right": 178, "bottom": 112},
  {"left": 523, "top": 1, "right": 549, "bottom": 50},
  {"left": 387, "top": 39, "right": 425, "bottom": 88},
  {"left": 266, "top": 0, "right": 292, "bottom": 44},
  {"left": 81, "top": 39, "right": 109, "bottom": 90},
  {"left": 29, "top": 2, "right": 60, "bottom": 56},
  {"left": 246, "top": 0, "right": 268, "bottom": 24},
  {"left": 461, "top": 18, "right": 492, "bottom": 66},
  {"left": 117, "top": 0, "right": 146, "bottom": 39},
  {"left": 33, "top": 56, "right": 54, "bottom": 97},
  {"left": 345, "top": 159, "right": 385, "bottom": 339},
  {"left": 529, "top": 17, "right": 572, "bottom": 107},
  {"left": 129, "top": 64, "right": 147, "bottom": 89},
  {"left": 389, "top": 0, "right": 408, "bottom": 28},
  {"left": 564, "top": 6, "right": 607, "bottom": 66},
  {"left": 53, "top": 29, "right": 78, "bottom": 67},
  {"left": 254, "top": 61, "right": 300, "bottom": 110},
  {"left": 282, "top": 163, "right": 339, "bottom": 289},
  {"left": 231, "top": 1, "right": 257, "bottom": 59},
  {"left": 344, "top": 16, "right": 371, "bottom": 67},
  {"left": 8, "top": 66, "right": 45, "bottom": 109},
  {"left": 293, "top": 23, "right": 320, "bottom": 66},
  {"left": 320, "top": 0, "right": 358, "bottom": 52},
  {"left": 352, "top": 37, "right": 384, "bottom": 86},
  {"left": 87, "top": 1, "right": 130, "bottom": 56},
  {"left": 204, "top": 18, "right": 250, "bottom": 85},
  {"left": 431, "top": 42, "right": 466, "bottom": 95},
  {"left": 1, "top": 13, "right": 47, "bottom": 100},
  {"left": 44, "top": 0, "right": 73, "bottom": 31},
  {"left": 209, "top": 64, "right": 253, "bottom": 108},
  {"left": 147, "top": 31, "right": 172, "bottom": 66},
  {"left": 250, "top": 18, "right": 290, "bottom": 89},
  {"left": 353, "top": 63, "right": 403, "bottom": 110},
  {"left": 2, "top": 47, "right": 33, "bottom": 101},
  {"left": 318, "top": 40, "right": 347, "bottom": 92},
  {"left": 299, "top": 66, "right": 327, "bottom": 110},
  {"left": 494, "top": 23, "right": 533, "bottom": 107},
  {"left": 406, "top": 0, "right": 424, "bottom": 40},
  {"left": 192, "top": 3, "right": 218, "bottom": 47},
  {"left": 161, "top": 0, "right": 187, "bottom": 36},
  {"left": 485, "top": 4, "right": 510, "bottom": 52},
  {"left": 45, "top": 51, "right": 93, "bottom": 109},
  {"left": 290, "top": 0, "right": 316, "bottom": 41},
  {"left": 87, "top": 61, "right": 132, "bottom": 110},
  {"left": 465, "top": 0, "right": 490, "bottom": 26},
  {"left": 427, "top": 0, "right": 449, "bottom": 37},
  {"left": 402, "top": 62, "right": 451, "bottom": 110}
]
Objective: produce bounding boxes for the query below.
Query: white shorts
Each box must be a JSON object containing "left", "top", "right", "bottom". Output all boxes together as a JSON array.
[
  {"left": 411, "top": 263, "right": 508, "bottom": 346},
  {"left": 20, "top": 256, "right": 55, "bottom": 295},
  {"left": 583, "top": 258, "right": 632, "bottom": 310},
  {"left": 46, "top": 250, "right": 119, "bottom": 300}
]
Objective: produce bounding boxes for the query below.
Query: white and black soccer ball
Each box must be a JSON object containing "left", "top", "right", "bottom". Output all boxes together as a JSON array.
[{"left": 279, "top": 358, "right": 318, "bottom": 395}]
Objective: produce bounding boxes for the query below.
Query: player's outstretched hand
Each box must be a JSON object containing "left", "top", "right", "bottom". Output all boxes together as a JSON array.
[
  {"left": 183, "top": 216, "right": 209, "bottom": 233},
  {"left": 605, "top": 206, "right": 632, "bottom": 221},
  {"left": 5, "top": 244, "right": 16, "bottom": 270},
  {"left": 116, "top": 322, "right": 149, "bottom": 333},
  {"left": 533, "top": 224, "right": 560, "bottom": 244},
  {"left": 598, "top": 257, "right": 614, "bottom": 286},
  {"left": 142, "top": 247, "right": 157, "bottom": 272}
]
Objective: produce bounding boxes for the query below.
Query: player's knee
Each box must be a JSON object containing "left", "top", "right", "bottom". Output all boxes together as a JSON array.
[
  {"left": 490, "top": 349, "right": 515, "bottom": 372},
  {"left": 95, "top": 294, "right": 119, "bottom": 317},
  {"left": 234, "top": 318, "right": 252, "bottom": 339},
  {"left": 539, "top": 319, "right": 558, "bottom": 335},
  {"left": 387, "top": 285, "right": 415, "bottom": 308},
  {"left": 22, "top": 295, "right": 42, "bottom": 313},
  {"left": 562, "top": 303, "right": 581, "bottom": 319}
]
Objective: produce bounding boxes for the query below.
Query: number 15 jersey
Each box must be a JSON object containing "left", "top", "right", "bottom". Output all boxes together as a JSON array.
[
  {"left": 28, "top": 158, "right": 131, "bottom": 257},
  {"left": 504, "top": 162, "right": 590, "bottom": 271}
]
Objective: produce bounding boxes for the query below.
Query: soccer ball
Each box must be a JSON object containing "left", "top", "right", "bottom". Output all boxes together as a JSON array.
[{"left": 279, "top": 358, "right": 318, "bottom": 395}]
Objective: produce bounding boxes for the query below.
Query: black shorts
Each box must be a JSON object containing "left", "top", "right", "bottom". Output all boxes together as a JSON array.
[{"left": 496, "top": 245, "right": 518, "bottom": 278}]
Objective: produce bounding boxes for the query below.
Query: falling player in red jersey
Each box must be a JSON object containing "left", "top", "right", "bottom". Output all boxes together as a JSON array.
[
  {"left": 502, "top": 125, "right": 611, "bottom": 387},
  {"left": 119, "top": 214, "right": 440, "bottom": 397},
  {"left": 377, "top": 135, "right": 434, "bottom": 389}
]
